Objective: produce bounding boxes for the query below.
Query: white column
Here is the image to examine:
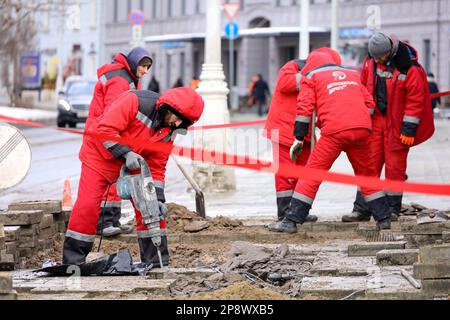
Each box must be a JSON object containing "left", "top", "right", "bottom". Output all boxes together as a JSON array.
[
  {"left": 299, "top": 0, "right": 310, "bottom": 59},
  {"left": 331, "top": 0, "right": 339, "bottom": 51},
  {"left": 193, "top": 0, "right": 236, "bottom": 192}
]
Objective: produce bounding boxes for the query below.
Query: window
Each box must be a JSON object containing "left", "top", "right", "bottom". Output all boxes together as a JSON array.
[
  {"left": 168, "top": 0, "right": 172, "bottom": 17},
  {"left": 152, "top": 0, "right": 157, "bottom": 19},
  {"left": 424, "top": 39, "right": 431, "bottom": 72},
  {"left": 195, "top": 0, "right": 200, "bottom": 14},
  {"left": 113, "top": 0, "right": 118, "bottom": 22},
  {"left": 90, "top": 0, "right": 97, "bottom": 29},
  {"left": 181, "top": 0, "right": 186, "bottom": 15}
]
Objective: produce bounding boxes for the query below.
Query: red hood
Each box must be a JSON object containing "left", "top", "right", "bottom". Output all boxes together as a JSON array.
[
  {"left": 302, "top": 51, "right": 338, "bottom": 75},
  {"left": 315, "top": 47, "right": 342, "bottom": 65},
  {"left": 157, "top": 87, "right": 204, "bottom": 124},
  {"left": 97, "top": 54, "right": 136, "bottom": 80}
]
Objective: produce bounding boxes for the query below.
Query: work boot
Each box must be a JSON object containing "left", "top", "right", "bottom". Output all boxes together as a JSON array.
[
  {"left": 390, "top": 212, "right": 399, "bottom": 222},
  {"left": 138, "top": 236, "right": 170, "bottom": 267},
  {"left": 114, "top": 222, "right": 134, "bottom": 234},
  {"left": 377, "top": 218, "right": 391, "bottom": 230},
  {"left": 268, "top": 218, "right": 298, "bottom": 234},
  {"left": 305, "top": 214, "right": 318, "bottom": 223},
  {"left": 99, "top": 226, "right": 122, "bottom": 237},
  {"left": 341, "top": 211, "right": 371, "bottom": 222}
]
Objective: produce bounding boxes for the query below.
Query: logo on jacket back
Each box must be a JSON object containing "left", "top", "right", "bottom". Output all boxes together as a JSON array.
[{"left": 333, "top": 71, "right": 346, "bottom": 81}]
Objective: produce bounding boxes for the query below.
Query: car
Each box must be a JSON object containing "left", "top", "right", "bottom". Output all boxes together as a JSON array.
[{"left": 57, "top": 79, "right": 96, "bottom": 128}]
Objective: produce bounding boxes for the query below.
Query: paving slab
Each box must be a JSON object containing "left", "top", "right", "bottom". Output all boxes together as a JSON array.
[
  {"left": 299, "top": 276, "right": 368, "bottom": 299},
  {"left": 414, "top": 263, "right": 450, "bottom": 279},
  {"left": 0, "top": 210, "right": 44, "bottom": 226},
  {"left": 401, "top": 222, "right": 450, "bottom": 235},
  {"left": 422, "top": 279, "right": 450, "bottom": 295},
  {"left": 8, "top": 200, "right": 62, "bottom": 215},
  {"left": 348, "top": 241, "right": 407, "bottom": 257},
  {"left": 376, "top": 249, "right": 419, "bottom": 266},
  {"left": 13, "top": 276, "right": 175, "bottom": 295},
  {"left": 365, "top": 267, "right": 428, "bottom": 300},
  {"left": 146, "top": 267, "right": 217, "bottom": 280},
  {"left": 310, "top": 251, "right": 374, "bottom": 276},
  {"left": 419, "top": 244, "right": 450, "bottom": 264}
]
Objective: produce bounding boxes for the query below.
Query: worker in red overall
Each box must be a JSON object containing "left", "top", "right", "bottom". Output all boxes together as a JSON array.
[
  {"left": 86, "top": 47, "right": 153, "bottom": 237},
  {"left": 269, "top": 49, "right": 391, "bottom": 233},
  {"left": 342, "top": 32, "right": 434, "bottom": 223},
  {"left": 63, "top": 88, "right": 204, "bottom": 265}
]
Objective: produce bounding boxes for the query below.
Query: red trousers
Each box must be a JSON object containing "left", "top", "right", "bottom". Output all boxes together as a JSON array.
[
  {"left": 294, "top": 129, "right": 382, "bottom": 201},
  {"left": 273, "top": 142, "right": 311, "bottom": 196},
  {"left": 68, "top": 164, "right": 166, "bottom": 238}
]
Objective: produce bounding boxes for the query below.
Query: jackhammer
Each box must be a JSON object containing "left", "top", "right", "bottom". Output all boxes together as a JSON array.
[{"left": 116, "top": 158, "right": 165, "bottom": 269}]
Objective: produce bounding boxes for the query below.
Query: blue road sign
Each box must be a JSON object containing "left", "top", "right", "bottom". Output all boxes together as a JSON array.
[
  {"left": 225, "top": 22, "right": 239, "bottom": 40},
  {"left": 20, "top": 52, "right": 40, "bottom": 89}
]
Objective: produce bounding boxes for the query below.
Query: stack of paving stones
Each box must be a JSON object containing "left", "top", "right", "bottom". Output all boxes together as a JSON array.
[
  {"left": 0, "top": 272, "right": 17, "bottom": 300},
  {"left": 399, "top": 203, "right": 450, "bottom": 248},
  {"left": 0, "top": 201, "right": 71, "bottom": 270},
  {"left": 414, "top": 244, "right": 450, "bottom": 296}
]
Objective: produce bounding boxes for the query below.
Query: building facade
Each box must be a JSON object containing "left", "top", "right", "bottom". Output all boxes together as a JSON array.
[
  {"left": 36, "top": 0, "right": 105, "bottom": 88},
  {"left": 102, "top": 0, "right": 450, "bottom": 98}
]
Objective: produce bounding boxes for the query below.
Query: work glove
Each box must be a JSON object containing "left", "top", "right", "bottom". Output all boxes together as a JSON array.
[
  {"left": 290, "top": 139, "right": 304, "bottom": 161},
  {"left": 158, "top": 201, "right": 168, "bottom": 218},
  {"left": 400, "top": 134, "right": 415, "bottom": 146},
  {"left": 123, "top": 151, "right": 144, "bottom": 171}
]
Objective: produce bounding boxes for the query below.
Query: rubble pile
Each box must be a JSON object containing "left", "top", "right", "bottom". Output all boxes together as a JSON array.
[
  {"left": 0, "top": 200, "right": 71, "bottom": 270},
  {"left": 166, "top": 203, "right": 243, "bottom": 233},
  {"left": 169, "top": 241, "right": 312, "bottom": 298}
]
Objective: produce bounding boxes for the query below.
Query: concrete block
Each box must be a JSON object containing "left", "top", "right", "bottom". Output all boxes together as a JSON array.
[
  {"left": 19, "top": 224, "right": 40, "bottom": 236},
  {"left": 414, "top": 263, "right": 450, "bottom": 280},
  {"left": 0, "top": 290, "right": 17, "bottom": 300},
  {"left": 0, "top": 272, "right": 12, "bottom": 294},
  {"left": 356, "top": 225, "right": 379, "bottom": 237},
  {"left": 376, "top": 249, "right": 419, "bottom": 266},
  {"left": 39, "top": 225, "right": 58, "bottom": 240},
  {"left": 0, "top": 251, "right": 15, "bottom": 271},
  {"left": 18, "top": 235, "right": 39, "bottom": 249},
  {"left": 0, "top": 224, "right": 4, "bottom": 238},
  {"left": 18, "top": 248, "right": 33, "bottom": 258},
  {"left": 401, "top": 222, "right": 450, "bottom": 235},
  {"left": 348, "top": 241, "right": 406, "bottom": 257},
  {"left": 147, "top": 268, "right": 217, "bottom": 280},
  {"left": 38, "top": 239, "right": 54, "bottom": 251},
  {"left": 3, "top": 226, "right": 20, "bottom": 242},
  {"left": 405, "top": 234, "right": 443, "bottom": 248},
  {"left": 0, "top": 210, "right": 44, "bottom": 226},
  {"left": 5, "top": 242, "right": 18, "bottom": 263},
  {"left": 53, "top": 210, "right": 71, "bottom": 223},
  {"left": 442, "top": 231, "right": 450, "bottom": 243},
  {"left": 334, "top": 222, "right": 359, "bottom": 232},
  {"left": 419, "top": 244, "right": 450, "bottom": 264},
  {"left": 0, "top": 236, "right": 4, "bottom": 249},
  {"left": 56, "top": 221, "right": 67, "bottom": 233},
  {"left": 299, "top": 276, "right": 367, "bottom": 299},
  {"left": 309, "top": 251, "right": 373, "bottom": 276},
  {"left": 39, "top": 214, "right": 55, "bottom": 229},
  {"left": 310, "top": 222, "right": 336, "bottom": 233},
  {"left": 422, "top": 279, "right": 450, "bottom": 294},
  {"left": 8, "top": 200, "right": 62, "bottom": 215}
]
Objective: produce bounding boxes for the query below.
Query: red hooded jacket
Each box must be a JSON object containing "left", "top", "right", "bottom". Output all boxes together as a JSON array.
[
  {"left": 85, "top": 54, "right": 142, "bottom": 130},
  {"left": 79, "top": 88, "right": 204, "bottom": 186},
  {"left": 296, "top": 51, "right": 375, "bottom": 138},
  {"left": 360, "top": 42, "right": 434, "bottom": 150}
]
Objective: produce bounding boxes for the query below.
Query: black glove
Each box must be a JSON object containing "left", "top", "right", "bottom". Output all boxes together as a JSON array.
[
  {"left": 400, "top": 121, "right": 418, "bottom": 137},
  {"left": 293, "top": 120, "right": 309, "bottom": 142}
]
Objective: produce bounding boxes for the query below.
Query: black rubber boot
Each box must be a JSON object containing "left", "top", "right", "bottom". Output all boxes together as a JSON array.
[
  {"left": 276, "top": 196, "right": 291, "bottom": 221},
  {"left": 377, "top": 218, "right": 391, "bottom": 230},
  {"left": 366, "top": 195, "right": 391, "bottom": 228},
  {"left": 62, "top": 236, "right": 94, "bottom": 265},
  {"left": 285, "top": 197, "right": 312, "bottom": 224},
  {"left": 97, "top": 206, "right": 118, "bottom": 234},
  {"left": 138, "top": 236, "right": 170, "bottom": 267},
  {"left": 342, "top": 211, "right": 371, "bottom": 222},
  {"left": 387, "top": 194, "right": 403, "bottom": 222}
]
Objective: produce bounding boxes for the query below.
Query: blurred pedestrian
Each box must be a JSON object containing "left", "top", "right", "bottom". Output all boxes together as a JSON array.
[
  {"left": 172, "top": 77, "right": 184, "bottom": 88},
  {"left": 253, "top": 74, "right": 271, "bottom": 117},
  {"left": 190, "top": 76, "right": 200, "bottom": 90},
  {"left": 148, "top": 75, "right": 160, "bottom": 93},
  {"left": 427, "top": 72, "right": 441, "bottom": 111}
]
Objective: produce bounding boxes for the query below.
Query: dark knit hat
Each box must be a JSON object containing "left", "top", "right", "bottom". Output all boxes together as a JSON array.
[{"left": 368, "top": 32, "right": 393, "bottom": 59}]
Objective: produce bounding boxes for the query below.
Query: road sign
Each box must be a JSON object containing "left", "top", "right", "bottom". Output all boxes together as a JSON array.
[
  {"left": 129, "top": 10, "right": 145, "bottom": 26},
  {"left": 20, "top": 52, "right": 40, "bottom": 89},
  {"left": 224, "top": 3, "right": 240, "bottom": 21},
  {"left": 225, "top": 22, "right": 239, "bottom": 40}
]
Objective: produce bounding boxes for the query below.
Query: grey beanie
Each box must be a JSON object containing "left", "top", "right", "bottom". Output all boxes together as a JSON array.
[{"left": 368, "top": 32, "right": 392, "bottom": 59}]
